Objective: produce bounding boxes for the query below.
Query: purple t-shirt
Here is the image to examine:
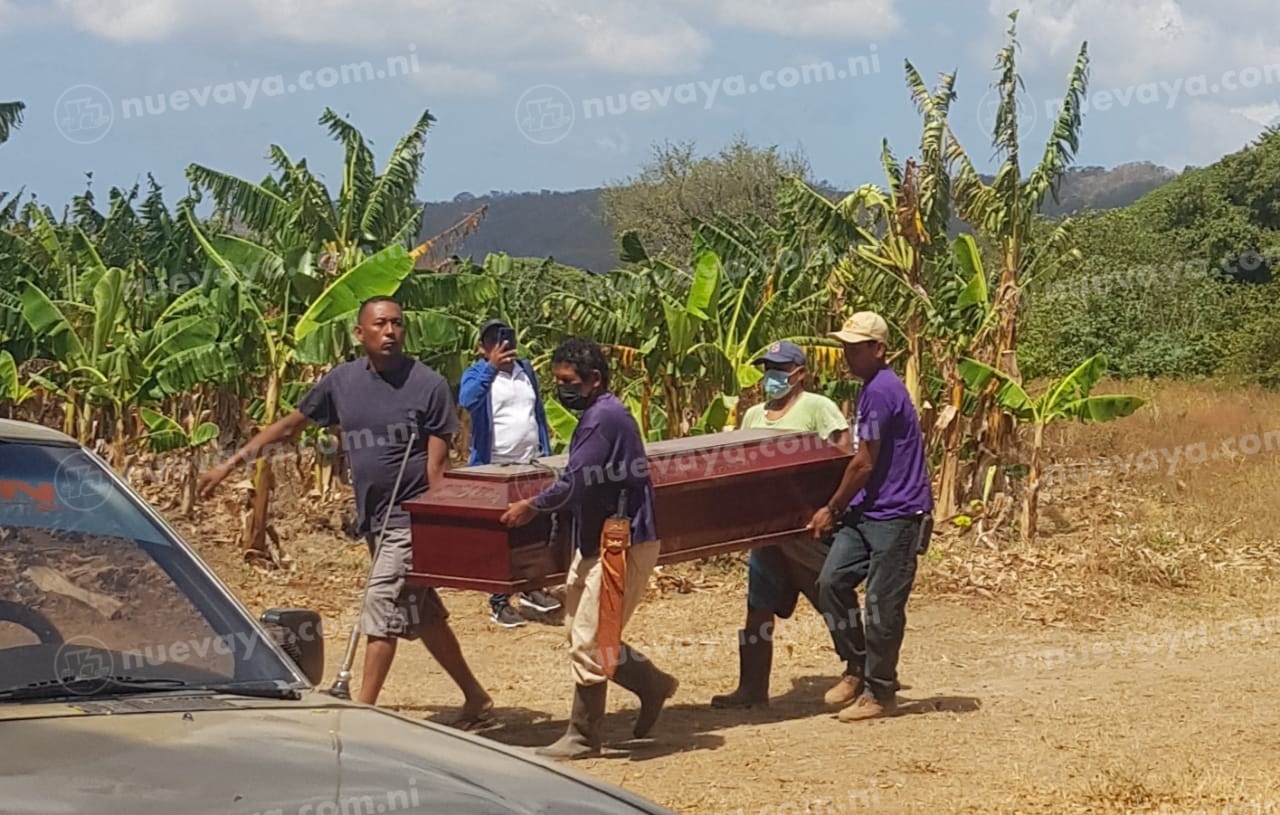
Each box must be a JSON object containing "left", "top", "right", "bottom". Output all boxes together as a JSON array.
[
  {"left": 532, "top": 392, "right": 657, "bottom": 557},
  {"left": 850, "top": 365, "right": 933, "bottom": 520}
]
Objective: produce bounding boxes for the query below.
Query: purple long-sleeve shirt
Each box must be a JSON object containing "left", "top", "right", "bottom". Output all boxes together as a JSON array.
[{"left": 531, "top": 392, "right": 657, "bottom": 557}]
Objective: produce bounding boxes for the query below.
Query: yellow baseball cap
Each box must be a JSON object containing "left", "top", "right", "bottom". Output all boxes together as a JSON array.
[{"left": 830, "top": 311, "right": 889, "bottom": 345}]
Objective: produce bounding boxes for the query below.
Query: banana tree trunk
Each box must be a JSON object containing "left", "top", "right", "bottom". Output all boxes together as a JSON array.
[
  {"left": 113, "top": 404, "right": 126, "bottom": 469},
  {"left": 936, "top": 380, "right": 964, "bottom": 521},
  {"left": 1020, "top": 421, "right": 1044, "bottom": 542},
  {"left": 181, "top": 455, "right": 197, "bottom": 518},
  {"left": 986, "top": 247, "right": 1022, "bottom": 464},
  {"left": 247, "top": 367, "right": 280, "bottom": 561},
  {"left": 662, "top": 374, "right": 682, "bottom": 439},
  {"left": 77, "top": 401, "right": 91, "bottom": 446},
  {"left": 62, "top": 392, "right": 75, "bottom": 438},
  {"left": 640, "top": 377, "right": 651, "bottom": 439},
  {"left": 904, "top": 311, "right": 923, "bottom": 416}
]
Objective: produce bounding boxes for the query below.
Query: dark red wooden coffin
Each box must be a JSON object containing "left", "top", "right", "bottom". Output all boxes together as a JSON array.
[{"left": 404, "top": 427, "right": 851, "bottom": 593}]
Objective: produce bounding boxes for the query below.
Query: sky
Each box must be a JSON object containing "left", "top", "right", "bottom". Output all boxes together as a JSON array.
[{"left": 4, "top": 0, "right": 1280, "bottom": 210}]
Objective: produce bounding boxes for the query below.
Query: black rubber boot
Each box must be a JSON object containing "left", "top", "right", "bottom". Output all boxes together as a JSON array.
[
  {"left": 710, "top": 629, "right": 773, "bottom": 709},
  {"left": 610, "top": 644, "right": 679, "bottom": 739},
  {"left": 536, "top": 682, "right": 606, "bottom": 760}
]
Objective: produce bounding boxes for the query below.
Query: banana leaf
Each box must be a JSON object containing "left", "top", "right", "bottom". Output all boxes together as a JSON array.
[
  {"left": 294, "top": 244, "right": 414, "bottom": 341},
  {"left": 544, "top": 396, "right": 579, "bottom": 448}
]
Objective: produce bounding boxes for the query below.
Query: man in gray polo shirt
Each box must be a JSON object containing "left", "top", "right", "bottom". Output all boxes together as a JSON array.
[{"left": 198, "top": 296, "right": 493, "bottom": 728}]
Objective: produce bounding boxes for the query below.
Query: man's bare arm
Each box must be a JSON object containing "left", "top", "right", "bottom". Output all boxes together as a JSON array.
[
  {"left": 427, "top": 434, "right": 452, "bottom": 488},
  {"left": 197, "top": 410, "right": 311, "bottom": 497}
]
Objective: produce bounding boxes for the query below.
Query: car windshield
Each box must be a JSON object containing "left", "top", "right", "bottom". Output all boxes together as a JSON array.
[{"left": 0, "top": 439, "right": 303, "bottom": 698}]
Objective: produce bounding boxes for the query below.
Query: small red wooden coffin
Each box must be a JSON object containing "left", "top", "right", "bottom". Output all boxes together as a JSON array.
[{"left": 405, "top": 427, "right": 851, "bottom": 593}]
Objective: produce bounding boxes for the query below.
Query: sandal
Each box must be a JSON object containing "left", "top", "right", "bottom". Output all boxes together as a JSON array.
[{"left": 450, "top": 699, "right": 495, "bottom": 732}]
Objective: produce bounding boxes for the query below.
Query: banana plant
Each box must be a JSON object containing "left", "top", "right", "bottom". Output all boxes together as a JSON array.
[
  {"left": 137, "top": 407, "right": 220, "bottom": 518},
  {"left": 21, "top": 266, "right": 232, "bottom": 459},
  {"left": 185, "top": 212, "right": 315, "bottom": 560},
  {"left": 0, "top": 100, "right": 23, "bottom": 146},
  {"left": 942, "top": 12, "right": 1090, "bottom": 477},
  {"left": 187, "top": 107, "right": 434, "bottom": 277},
  {"left": 0, "top": 350, "right": 35, "bottom": 416},
  {"left": 958, "top": 353, "right": 1143, "bottom": 542}
]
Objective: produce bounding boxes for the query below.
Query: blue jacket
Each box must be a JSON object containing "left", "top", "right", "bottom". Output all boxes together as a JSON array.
[{"left": 459, "top": 357, "right": 552, "bottom": 466}]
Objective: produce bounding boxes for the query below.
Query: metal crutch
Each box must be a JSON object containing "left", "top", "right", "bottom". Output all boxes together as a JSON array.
[{"left": 326, "top": 425, "right": 419, "bottom": 699}]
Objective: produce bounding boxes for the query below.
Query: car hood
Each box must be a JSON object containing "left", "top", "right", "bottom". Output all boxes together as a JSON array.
[{"left": 0, "top": 691, "right": 672, "bottom": 815}]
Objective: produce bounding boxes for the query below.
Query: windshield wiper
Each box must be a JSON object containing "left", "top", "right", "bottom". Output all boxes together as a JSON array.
[
  {"left": 0, "top": 675, "right": 191, "bottom": 702},
  {"left": 0, "top": 677, "right": 302, "bottom": 702},
  {"left": 182, "top": 681, "right": 301, "bottom": 700}
]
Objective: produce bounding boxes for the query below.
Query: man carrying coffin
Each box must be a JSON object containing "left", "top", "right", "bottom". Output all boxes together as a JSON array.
[
  {"left": 711, "top": 340, "right": 854, "bottom": 709},
  {"left": 808, "top": 312, "right": 934, "bottom": 722},
  {"left": 500, "top": 337, "right": 678, "bottom": 759}
]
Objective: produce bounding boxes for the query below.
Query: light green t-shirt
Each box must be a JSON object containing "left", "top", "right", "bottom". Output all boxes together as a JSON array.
[{"left": 740, "top": 390, "right": 850, "bottom": 442}]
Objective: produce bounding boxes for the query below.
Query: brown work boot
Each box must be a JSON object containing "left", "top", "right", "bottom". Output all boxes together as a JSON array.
[
  {"left": 824, "top": 669, "right": 864, "bottom": 707},
  {"left": 710, "top": 629, "right": 772, "bottom": 709},
  {"left": 837, "top": 692, "right": 897, "bottom": 722}
]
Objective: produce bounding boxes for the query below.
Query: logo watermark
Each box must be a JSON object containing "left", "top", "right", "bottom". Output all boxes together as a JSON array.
[
  {"left": 53, "top": 635, "right": 114, "bottom": 694},
  {"left": 516, "top": 48, "right": 882, "bottom": 144},
  {"left": 977, "top": 85, "right": 1037, "bottom": 138},
  {"left": 55, "top": 46, "right": 420, "bottom": 145},
  {"left": 54, "top": 84, "right": 113, "bottom": 145},
  {"left": 515, "top": 84, "right": 575, "bottom": 145}
]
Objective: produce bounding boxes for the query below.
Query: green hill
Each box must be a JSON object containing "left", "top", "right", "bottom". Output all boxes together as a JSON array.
[
  {"left": 1022, "top": 128, "right": 1280, "bottom": 385},
  {"left": 420, "top": 162, "right": 1178, "bottom": 274}
]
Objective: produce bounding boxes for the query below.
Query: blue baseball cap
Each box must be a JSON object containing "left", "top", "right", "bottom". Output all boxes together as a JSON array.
[{"left": 753, "top": 340, "right": 806, "bottom": 366}]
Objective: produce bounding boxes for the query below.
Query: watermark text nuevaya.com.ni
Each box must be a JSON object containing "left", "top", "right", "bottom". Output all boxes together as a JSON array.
[
  {"left": 517, "top": 48, "right": 882, "bottom": 144},
  {"left": 54, "top": 46, "right": 421, "bottom": 145}
]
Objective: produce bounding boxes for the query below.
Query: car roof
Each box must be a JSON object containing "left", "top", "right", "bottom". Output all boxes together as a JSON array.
[{"left": 0, "top": 419, "right": 81, "bottom": 447}]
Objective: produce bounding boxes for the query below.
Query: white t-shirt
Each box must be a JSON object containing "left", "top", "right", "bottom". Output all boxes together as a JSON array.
[{"left": 489, "top": 365, "right": 541, "bottom": 464}]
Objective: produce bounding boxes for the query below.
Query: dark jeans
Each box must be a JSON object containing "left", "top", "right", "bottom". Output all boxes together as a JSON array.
[{"left": 817, "top": 511, "right": 925, "bottom": 702}]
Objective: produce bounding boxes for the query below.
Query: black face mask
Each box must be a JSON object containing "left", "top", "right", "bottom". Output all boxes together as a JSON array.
[{"left": 557, "top": 384, "right": 592, "bottom": 412}]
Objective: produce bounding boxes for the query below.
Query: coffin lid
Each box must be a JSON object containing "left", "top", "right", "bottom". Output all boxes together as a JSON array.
[{"left": 453, "top": 427, "right": 826, "bottom": 480}]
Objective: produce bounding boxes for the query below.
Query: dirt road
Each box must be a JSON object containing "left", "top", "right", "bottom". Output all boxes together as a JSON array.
[{"left": 315, "top": 579, "right": 1280, "bottom": 815}]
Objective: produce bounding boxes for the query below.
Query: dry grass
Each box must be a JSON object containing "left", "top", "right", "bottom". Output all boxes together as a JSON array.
[{"left": 904, "top": 378, "right": 1280, "bottom": 630}]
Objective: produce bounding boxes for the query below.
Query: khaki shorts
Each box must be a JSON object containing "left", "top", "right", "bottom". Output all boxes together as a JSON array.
[{"left": 362, "top": 526, "right": 448, "bottom": 639}]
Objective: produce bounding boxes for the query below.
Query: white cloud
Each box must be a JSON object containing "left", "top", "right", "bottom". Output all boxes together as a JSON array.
[
  {"left": 980, "top": 1, "right": 1280, "bottom": 171},
  {"left": 1230, "top": 101, "right": 1280, "bottom": 128},
  {"left": 985, "top": 0, "right": 1280, "bottom": 87},
  {"left": 704, "top": 0, "right": 900, "bottom": 39},
  {"left": 49, "top": 0, "right": 714, "bottom": 76},
  {"left": 54, "top": 0, "right": 185, "bottom": 41},
  {"left": 44, "top": 0, "right": 905, "bottom": 77}
]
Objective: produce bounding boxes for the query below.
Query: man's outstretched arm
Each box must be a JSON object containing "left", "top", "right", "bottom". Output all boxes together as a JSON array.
[{"left": 197, "top": 410, "right": 311, "bottom": 498}]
